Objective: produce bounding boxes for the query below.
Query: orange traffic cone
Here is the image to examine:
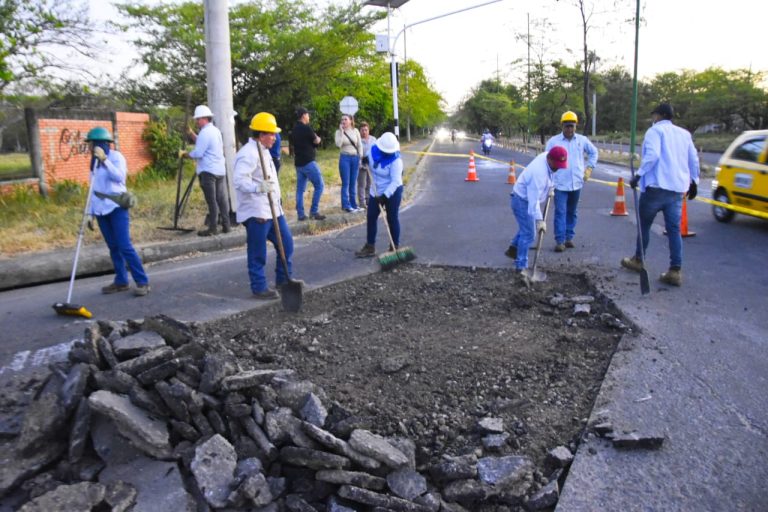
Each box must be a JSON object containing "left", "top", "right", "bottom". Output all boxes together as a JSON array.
[
  {"left": 610, "top": 177, "right": 629, "bottom": 216},
  {"left": 681, "top": 197, "right": 696, "bottom": 237},
  {"left": 507, "top": 161, "right": 517, "bottom": 184},
  {"left": 465, "top": 151, "right": 479, "bottom": 182}
]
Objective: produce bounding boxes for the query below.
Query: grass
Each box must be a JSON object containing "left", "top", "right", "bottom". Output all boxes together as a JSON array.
[
  {"left": 0, "top": 153, "right": 33, "bottom": 180},
  {"left": 0, "top": 147, "right": 402, "bottom": 257}
]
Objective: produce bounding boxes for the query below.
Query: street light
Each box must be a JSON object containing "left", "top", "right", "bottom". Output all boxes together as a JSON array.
[{"left": 364, "top": 0, "right": 504, "bottom": 138}]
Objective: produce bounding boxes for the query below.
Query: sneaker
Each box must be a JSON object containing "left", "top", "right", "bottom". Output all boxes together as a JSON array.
[
  {"left": 343, "top": 208, "right": 355, "bottom": 213},
  {"left": 355, "top": 244, "right": 376, "bottom": 258},
  {"left": 197, "top": 228, "right": 217, "bottom": 237},
  {"left": 564, "top": 240, "right": 575, "bottom": 248},
  {"left": 102, "top": 283, "right": 130, "bottom": 294},
  {"left": 620, "top": 256, "right": 644, "bottom": 273},
  {"left": 504, "top": 245, "right": 517, "bottom": 259},
  {"left": 298, "top": 215, "right": 308, "bottom": 221},
  {"left": 554, "top": 244, "right": 566, "bottom": 253},
  {"left": 660, "top": 268, "right": 682, "bottom": 286},
  {"left": 253, "top": 288, "right": 279, "bottom": 300},
  {"left": 311, "top": 213, "right": 326, "bottom": 220},
  {"left": 353, "top": 207, "right": 365, "bottom": 213},
  {"left": 133, "top": 284, "right": 150, "bottom": 297}
]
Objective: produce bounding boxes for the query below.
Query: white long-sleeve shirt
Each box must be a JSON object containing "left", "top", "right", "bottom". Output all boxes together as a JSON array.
[
  {"left": 637, "top": 120, "right": 700, "bottom": 193},
  {"left": 545, "top": 132, "right": 598, "bottom": 191},
  {"left": 233, "top": 138, "right": 283, "bottom": 223},
  {"left": 188, "top": 123, "right": 226, "bottom": 176},
  {"left": 89, "top": 150, "right": 128, "bottom": 216},
  {"left": 370, "top": 156, "right": 403, "bottom": 198},
  {"left": 512, "top": 152, "right": 554, "bottom": 221}
]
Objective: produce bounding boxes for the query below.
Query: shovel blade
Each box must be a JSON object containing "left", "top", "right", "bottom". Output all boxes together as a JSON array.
[
  {"left": 280, "top": 280, "right": 304, "bottom": 313},
  {"left": 640, "top": 268, "right": 650, "bottom": 295},
  {"left": 524, "top": 268, "right": 547, "bottom": 282}
]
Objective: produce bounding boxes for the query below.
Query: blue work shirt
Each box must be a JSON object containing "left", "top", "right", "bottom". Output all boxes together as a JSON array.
[
  {"left": 89, "top": 150, "right": 128, "bottom": 216},
  {"left": 188, "top": 122, "right": 226, "bottom": 177},
  {"left": 637, "top": 120, "right": 700, "bottom": 193},
  {"left": 545, "top": 133, "right": 598, "bottom": 191}
]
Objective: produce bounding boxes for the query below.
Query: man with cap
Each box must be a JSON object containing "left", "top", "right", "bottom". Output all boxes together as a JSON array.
[
  {"left": 621, "top": 102, "right": 699, "bottom": 286},
  {"left": 290, "top": 107, "right": 326, "bottom": 221},
  {"left": 505, "top": 146, "right": 568, "bottom": 272},
  {"left": 181, "top": 105, "right": 231, "bottom": 236},
  {"left": 545, "top": 111, "right": 598, "bottom": 252}
]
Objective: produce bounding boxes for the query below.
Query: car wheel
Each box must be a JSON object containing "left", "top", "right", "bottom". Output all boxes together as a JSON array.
[{"left": 712, "top": 190, "right": 735, "bottom": 223}]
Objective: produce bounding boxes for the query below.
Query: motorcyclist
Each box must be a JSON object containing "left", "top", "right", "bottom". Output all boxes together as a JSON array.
[{"left": 481, "top": 129, "right": 495, "bottom": 155}]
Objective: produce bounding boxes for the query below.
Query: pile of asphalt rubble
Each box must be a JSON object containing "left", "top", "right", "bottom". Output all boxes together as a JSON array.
[{"left": 0, "top": 313, "right": 646, "bottom": 512}]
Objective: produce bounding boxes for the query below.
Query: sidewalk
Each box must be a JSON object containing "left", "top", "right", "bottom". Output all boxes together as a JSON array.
[{"left": 0, "top": 140, "right": 431, "bottom": 291}]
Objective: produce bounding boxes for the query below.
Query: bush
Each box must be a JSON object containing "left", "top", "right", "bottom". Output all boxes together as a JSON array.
[
  {"left": 142, "top": 119, "right": 183, "bottom": 178},
  {"left": 51, "top": 180, "right": 85, "bottom": 205}
]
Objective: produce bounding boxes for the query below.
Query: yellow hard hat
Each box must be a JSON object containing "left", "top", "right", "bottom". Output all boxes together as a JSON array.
[
  {"left": 560, "top": 111, "right": 578, "bottom": 124},
  {"left": 249, "top": 112, "right": 281, "bottom": 133}
]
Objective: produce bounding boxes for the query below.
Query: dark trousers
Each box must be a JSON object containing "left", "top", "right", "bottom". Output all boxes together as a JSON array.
[
  {"left": 366, "top": 185, "right": 403, "bottom": 247},
  {"left": 199, "top": 172, "right": 230, "bottom": 230}
]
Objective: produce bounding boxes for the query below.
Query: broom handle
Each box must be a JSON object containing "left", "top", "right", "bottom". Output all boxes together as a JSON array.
[
  {"left": 67, "top": 160, "right": 98, "bottom": 303},
  {"left": 366, "top": 165, "right": 398, "bottom": 251}
]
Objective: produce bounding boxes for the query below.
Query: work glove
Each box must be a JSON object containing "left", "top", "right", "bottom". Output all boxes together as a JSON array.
[
  {"left": 178, "top": 149, "right": 187, "bottom": 159},
  {"left": 93, "top": 146, "right": 107, "bottom": 162},
  {"left": 584, "top": 166, "right": 593, "bottom": 182},
  {"left": 629, "top": 174, "right": 640, "bottom": 189},
  {"left": 86, "top": 215, "right": 95, "bottom": 231},
  {"left": 258, "top": 180, "right": 276, "bottom": 194},
  {"left": 536, "top": 220, "right": 546, "bottom": 234},
  {"left": 376, "top": 194, "right": 388, "bottom": 206},
  {"left": 687, "top": 180, "right": 697, "bottom": 200}
]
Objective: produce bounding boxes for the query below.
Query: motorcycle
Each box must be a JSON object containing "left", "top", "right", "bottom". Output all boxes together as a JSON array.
[{"left": 482, "top": 137, "right": 492, "bottom": 156}]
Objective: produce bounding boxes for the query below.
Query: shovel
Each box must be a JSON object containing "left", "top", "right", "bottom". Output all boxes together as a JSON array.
[
  {"left": 525, "top": 189, "right": 553, "bottom": 283},
  {"left": 255, "top": 140, "right": 304, "bottom": 312}
]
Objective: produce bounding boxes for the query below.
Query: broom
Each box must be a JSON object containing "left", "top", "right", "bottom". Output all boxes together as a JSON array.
[{"left": 366, "top": 167, "right": 416, "bottom": 270}]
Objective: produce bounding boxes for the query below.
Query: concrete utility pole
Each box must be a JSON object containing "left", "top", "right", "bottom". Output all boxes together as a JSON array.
[{"left": 204, "top": 0, "right": 237, "bottom": 211}]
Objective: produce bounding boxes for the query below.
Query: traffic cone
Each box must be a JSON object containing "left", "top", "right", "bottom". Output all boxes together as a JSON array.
[
  {"left": 507, "top": 161, "right": 517, "bottom": 184},
  {"left": 465, "top": 151, "right": 479, "bottom": 182},
  {"left": 610, "top": 177, "right": 629, "bottom": 216},
  {"left": 681, "top": 197, "right": 696, "bottom": 237}
]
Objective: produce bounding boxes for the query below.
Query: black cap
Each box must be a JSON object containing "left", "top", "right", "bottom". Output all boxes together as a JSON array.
[
  {"left": 651, "top": 103, "right": 674, "bottom": 119},
  {"left": 296, "top": 107, "right": 309, "bottom": 119}
]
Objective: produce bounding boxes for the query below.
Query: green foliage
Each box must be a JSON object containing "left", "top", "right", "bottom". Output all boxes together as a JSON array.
[
  {"left": 51, "top": 179, "right": 84, "bottom": 205},
  {"left": 142, "top": 119, "right": 183, "bottom": 178}
]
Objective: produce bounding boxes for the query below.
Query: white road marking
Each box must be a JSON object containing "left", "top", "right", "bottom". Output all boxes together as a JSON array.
[{"left": 0, "top": 340, "right": 75, "bottom": 376}]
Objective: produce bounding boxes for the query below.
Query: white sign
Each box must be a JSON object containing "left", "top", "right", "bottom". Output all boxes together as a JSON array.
[
  {"left": 339, "top": 96, "right": 359, "bottom": 116},
  {"left": 375, "top": 34, "right": 389, "bottom": 53}
]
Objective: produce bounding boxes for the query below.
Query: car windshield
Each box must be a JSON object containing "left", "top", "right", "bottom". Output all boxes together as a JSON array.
[{"left": 731, "top": 136, "right": 766, "bottom": 163}]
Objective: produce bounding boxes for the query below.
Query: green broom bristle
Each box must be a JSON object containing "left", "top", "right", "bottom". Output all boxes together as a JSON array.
[{"left": 377, "top": 246, "right": 416, "bottom": 270}]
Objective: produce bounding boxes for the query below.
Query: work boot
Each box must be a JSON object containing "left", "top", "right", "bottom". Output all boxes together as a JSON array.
[
  {"left": 311, "top": 213, "right": 326, "bottom": 220},
  {"left": 660, "top": 268, "right": 682, "bottom": 286},
  {"left": 504, "top": 245, "right": 517, "bottom": 259},
  {"left": 620, "top": 256, "right": 644, "bottom": 273},
  {"left": 565, "top": 240, "right": 575, "bottom": 248},
  {"left": 197, "top": 227, "right": 218, "bottom": 237},
  {"left": 102, "top": 283, "right": 130, "bottom": 294},
  {"left": 253, "top": 288, "right": 279, "bottom": 300},
  {"left": 221, "top": 224, "right": 231, "bottom": 234},
  {"left": 133, "top": 284, "right": 150, "bottom": 297},
  {"left": 554, "top": 244, "right": 566, "bottom": 253},
  {"left": 355, "top": 244, "right": 376, "bottom": 258}
]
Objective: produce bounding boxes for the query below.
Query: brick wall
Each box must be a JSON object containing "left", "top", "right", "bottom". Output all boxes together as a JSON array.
[{"left": 36, "top": 112, "right": 151, "bottom": 189}]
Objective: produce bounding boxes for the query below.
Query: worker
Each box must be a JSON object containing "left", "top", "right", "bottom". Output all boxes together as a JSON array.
[
  {"left": 621, "top": 103, "right": 699, "bottom": 286},
  {"left": 180, "top": 105, "right": 231, "bottom": 237},
  {"left": 86, "top": 127, "right": 150, "bottom": 296},
  {"left": 545, "top": 111, "right": 598, "bottom": 252},
  {"left": 505, "top": 146, "right": 568, "bottom": 272},
  {"left": 233, "top": 112, "right": 295, "bottom": 300}
]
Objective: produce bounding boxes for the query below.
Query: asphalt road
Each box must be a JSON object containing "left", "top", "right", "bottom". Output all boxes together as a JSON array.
[{"left": 1, "top": 138, "right": 766, "bottom": 509}]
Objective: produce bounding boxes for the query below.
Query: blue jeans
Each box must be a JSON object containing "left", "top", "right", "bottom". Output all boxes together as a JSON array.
[
  {"left": 243, "top": 216, "right": 293, "bottom": 293},
  {"left": 338, "top": 154, "right": 360, "bottom": 210},
  {"left": 553, "top": 188, "right": 581, "bottom": 244},
  {"left": 366, "top": 186, "right": 403, "bottom": 247},
  {"left": 96, "top": 207, "right": 148, "bottom": 286},
  {"left": 510, "top": 194, "right": 535, "bottom": 270},
  {"left": 296, "top": 161, "right": 324, "bottom": 217},
  {"left": 636, "top": 187, "right": 683, "bottom": 268}
]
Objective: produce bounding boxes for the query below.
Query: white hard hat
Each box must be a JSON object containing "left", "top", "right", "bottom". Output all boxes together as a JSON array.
[
  {"left": 376, "top": 132, "right": 400, "bottom": 154},
  {"left": 193, "top": 105, "right": 214, "bottom": 119}
]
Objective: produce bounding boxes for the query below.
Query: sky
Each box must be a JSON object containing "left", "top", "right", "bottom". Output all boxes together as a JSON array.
[{"left": 91, "top": 0, "right": 768, "bottom": 111}]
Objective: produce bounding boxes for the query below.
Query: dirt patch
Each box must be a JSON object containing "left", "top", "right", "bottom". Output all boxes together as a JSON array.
[{"left": 200, "top": 265, "right": 629, "bottom": 473}]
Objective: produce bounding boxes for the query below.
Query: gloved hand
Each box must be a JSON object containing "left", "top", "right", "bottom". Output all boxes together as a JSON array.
[
  {"left": 93, "top": 146, "right": 107, "bottom": 162},
  {"left": 687, "top": 180, "right": 697, "bottom": 200},
  {"left": 536, "top": 220, "right": 546, "bottom": 234},
  {"left": 584, "top": 166, "right": 593, "bottom": 182},
  {"left": 376, "top": 195, "right": 388, "bottom": 206},
  {"left": 86, "top": 215, "right": 95, "bottom": 231},
  {"left": 178, "top": 149, "right": 187, "bottom": 159},
  {"left": 258, "top": 180, "right": 276, "bottom": 194},
  {"left": 629, "top": 174, "right": 640, "bottom": 189}
]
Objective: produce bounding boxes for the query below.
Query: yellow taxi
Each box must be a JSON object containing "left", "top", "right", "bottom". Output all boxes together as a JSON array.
[{"left": 711, "top": 130, "right": 768, "bottom": 222}]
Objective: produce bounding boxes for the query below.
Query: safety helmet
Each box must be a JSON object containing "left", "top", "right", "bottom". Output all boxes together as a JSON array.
[
  {"left": 376, "top": 132, "right": 400, "bottom": 154},
  {"left": 193, "top": 105, "right": 214, "bottom": 119},
  {"left": 249, "top": 112, "right": 281, "bottom": 133},
  {"left": 560, "top": 111, "right": 578, "bottom": 124},
  {"left": 85, "top": 127, "right": 114, "bottom": 142}
]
